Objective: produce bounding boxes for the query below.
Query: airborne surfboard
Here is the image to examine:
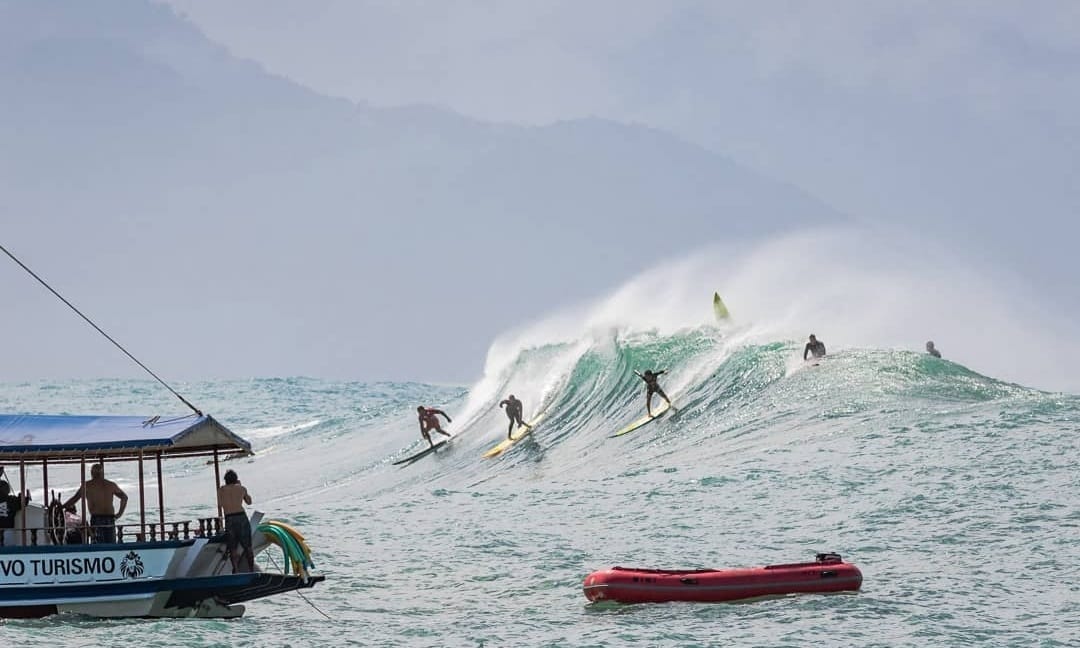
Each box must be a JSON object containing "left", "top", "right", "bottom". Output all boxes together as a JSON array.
[
  {"left": 611, "top": 400, "right": 672, "bottom": 437},
  {"left": 713, "top": 292, "right": 730, "bottom": 321},
  {"left": 393, "top": 438, "right": 452, "bottom": 466},
  {"left": 483, "top": 412, "right": 547, "bottom": 458}
]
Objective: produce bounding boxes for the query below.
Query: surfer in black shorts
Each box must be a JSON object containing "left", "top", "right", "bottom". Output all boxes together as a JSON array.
[
  {"left": 498, "top": 394, "right": 530, "bottom": 439},
  {"left": 634, "top": 370, "right": 671, "bottom": 417},
  {"left": 803, "top": 334, "right": 826, "bottom": 361},
  {"left": 417, "top": 406, "right": 452, "bottom": 447}
]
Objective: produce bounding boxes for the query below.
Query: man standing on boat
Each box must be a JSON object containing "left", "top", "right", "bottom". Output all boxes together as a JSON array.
[
  {"left": 218, "top": 469, "right": 255, "bottom": 573},
  {"left": 416, "top": 406, "right": 452, "bottom": 447},
  {"left": 63, "top": 463, "right": 128, "bottom": 544}
]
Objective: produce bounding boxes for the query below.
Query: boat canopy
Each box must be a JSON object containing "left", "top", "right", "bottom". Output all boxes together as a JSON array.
[{"left": 0, "top": 414, "right": 252, "bottom": 462}]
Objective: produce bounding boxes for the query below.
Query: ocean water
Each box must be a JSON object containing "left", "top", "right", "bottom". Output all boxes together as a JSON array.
[{"left": 1, "top": 324, "right": 1078, "bottom": 647}]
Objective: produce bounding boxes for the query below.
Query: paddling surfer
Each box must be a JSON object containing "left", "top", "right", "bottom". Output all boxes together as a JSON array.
[
  {"left": 63, "top": 463, "right": 128, "bottom": 544},
  {"left": 634, "top": 369, "right": 672, "bottom": 418},
  {"left": 217, "top": 469, "right": 255, "bottom": 573},
  {"left": 926, "top": 341, "right": 942, "bottom": 358},
  {"left": 417, "top": 406, "right": 452, "bottom": 447},
  {"left": 803, "top": 334, "right": 826, "bottom": 361},
  {"left": 498, "top": 394, "right": 531, "bottom": 439}
]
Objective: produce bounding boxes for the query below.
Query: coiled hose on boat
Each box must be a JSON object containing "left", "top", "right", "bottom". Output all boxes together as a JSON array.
[{"left": 257, "top": 520, "right": 316, "bottom": 581}]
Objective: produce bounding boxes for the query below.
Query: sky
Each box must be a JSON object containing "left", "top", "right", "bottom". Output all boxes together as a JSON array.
[
  {"left": 163, "top": 0, "right": 1079, "bottom": 292},
  {"left": 2, "top": 0, "right": 1077, "bottom": 390},
  {"left": 159, "top": 2, "right": 1080, "bottom": 247}
]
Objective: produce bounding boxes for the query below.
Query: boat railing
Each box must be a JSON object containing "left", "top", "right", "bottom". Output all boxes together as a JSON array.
[{"left": 0, "top": 516, "right": 229, "bottom": 548}]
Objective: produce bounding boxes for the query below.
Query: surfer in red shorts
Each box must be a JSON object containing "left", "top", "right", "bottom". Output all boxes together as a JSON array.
[
  {"left": 634, "top": 369, "right": 672, "bottom": 417},
  {"left": 416, "top": 406, "right": 452, "bottom": 447}
]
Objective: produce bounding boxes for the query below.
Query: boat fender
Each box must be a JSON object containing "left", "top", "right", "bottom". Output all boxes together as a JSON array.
[{"left": 680, "top": 577, "right": 699, "bottom": 585}]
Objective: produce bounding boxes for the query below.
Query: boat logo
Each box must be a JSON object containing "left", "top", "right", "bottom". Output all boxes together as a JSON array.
[{"left": 119, "top": 551, "right": 145, "bottom": 579}]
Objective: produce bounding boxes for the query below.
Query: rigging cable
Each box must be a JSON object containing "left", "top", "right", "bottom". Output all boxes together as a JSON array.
[
  {"left": 264, "top": 552, "right": 332, "bottom": 620},
  {"left": 0, "top": 243, "right": 203, "bottom": 416}
]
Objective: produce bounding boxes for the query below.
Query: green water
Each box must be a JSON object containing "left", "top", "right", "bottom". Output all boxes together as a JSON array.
[{"left": 1, "top": 331, "right": 1078, "bottom": 646}]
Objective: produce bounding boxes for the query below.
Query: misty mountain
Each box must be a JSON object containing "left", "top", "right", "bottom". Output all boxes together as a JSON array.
[{"left": 0, "top": 0, "right": 842, "bottom": 382}]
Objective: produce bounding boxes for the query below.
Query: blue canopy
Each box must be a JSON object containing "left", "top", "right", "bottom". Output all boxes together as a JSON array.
[{"left": 0, "top": 414, "right": 252, "bottom": 461}]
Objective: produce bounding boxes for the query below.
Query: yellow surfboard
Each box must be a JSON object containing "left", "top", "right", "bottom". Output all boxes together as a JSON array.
[
  {"left": 483, "top": 412, "right": 547, "bottom": 458},
  {"left": 612, "top": 400, "right": 672, "bottom": 437},
  {"left": 713, "top": 292, "right": 730, "bottom": 321}
]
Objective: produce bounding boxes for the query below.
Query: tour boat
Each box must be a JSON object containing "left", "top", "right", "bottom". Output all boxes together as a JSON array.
[
  {"left": 583, "top": 553, "right": 862, "bottom": 604},
  {"left": 0, "top": 413, "right": 323, "bottom": 618}
]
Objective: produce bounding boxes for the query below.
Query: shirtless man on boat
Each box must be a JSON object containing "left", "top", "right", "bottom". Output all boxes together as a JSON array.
[
  {"left": 63, "top": 463, "right": 128, "bottom": 544},
  {"left": 217, "top": 469, "right": 255, "bottom": 573},
  {"left": 417, "top": 406, "right": 452, "bottom": 447}
]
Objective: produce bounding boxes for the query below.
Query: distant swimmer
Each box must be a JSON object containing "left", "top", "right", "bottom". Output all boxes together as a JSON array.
[
  {"left": 416, "top": 406, "right": 452, "bottom": 447},
  {"left": 803, "top": 334, "right": 826, "bottom": 361},
  {"left": 634, "top": 369, "right": 672, "bottom": 418},
  {"left": 498, "top": 394, "right": 530, "bottom": 439},
  {"left": 926, "top": 341, "right": 941, "bottom": 358}
]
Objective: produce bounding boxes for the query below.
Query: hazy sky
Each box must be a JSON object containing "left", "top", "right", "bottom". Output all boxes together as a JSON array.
[
  {"left": 164, "top": 0, "right": 1080, "bottom": 293},
  {"left": 3, "top": 1, "right": 1078, "bottom": 390}
]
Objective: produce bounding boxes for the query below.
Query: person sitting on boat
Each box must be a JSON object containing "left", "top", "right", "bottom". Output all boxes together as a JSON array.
[
  {"left": 0, "top": 479, "right": 28, "bottom": 547},
  {"left": 926, "top": 340, "right": 942, "bottom": 358},
  {"left": 217, "top": 469, "right": 255, "bottom": 573},
  {"left": 634, "top": 369, "right": 672, "bottom": 418},
  {"left": 803, "top": 334, "right": 826, "bottom": 360},
  {"left": 416, "top": 406, "right": 452, "bottom": 447},
  {"left": 498, "top": 394, "right": 531, "bottom": 439},
  {"left": 63, "top": 463, "right": 128, "bottom": 544}
]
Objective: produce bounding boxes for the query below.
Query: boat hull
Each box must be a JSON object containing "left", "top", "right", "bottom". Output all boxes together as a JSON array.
[
  {"left": 583, "top": 555, "right": 862, "bottom": 604},
  {"left": 0, "top": 533, "right": 322, "bottom": 618}
]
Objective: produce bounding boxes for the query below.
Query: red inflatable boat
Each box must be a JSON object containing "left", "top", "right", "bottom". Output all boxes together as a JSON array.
[{"left": 583, "top": 553, "right": 862, "bottom": 604}]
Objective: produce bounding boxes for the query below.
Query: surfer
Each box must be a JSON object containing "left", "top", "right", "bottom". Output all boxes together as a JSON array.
[
  {"left": 417, "top": 406, "right": 452, "bottom": 447},
  {"left": 803, "top": 334, "right": 826, "bottom": 361},
  {"left": 926, "top": 341, "right": 941, "bottom": 358},
  {"left": 634, "top": 370, "right": 672, "bottom": 417},
  {"left": 498, "top": 394, "right": 530, "bottom": 439}
]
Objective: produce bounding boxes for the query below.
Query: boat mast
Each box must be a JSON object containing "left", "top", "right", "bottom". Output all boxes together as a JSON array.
[
  {"left": 156, "top": 452, "right": 165, "bottom": 539},
  {"left": 138, "top": 451, "right": 147, "bottom": 541}
]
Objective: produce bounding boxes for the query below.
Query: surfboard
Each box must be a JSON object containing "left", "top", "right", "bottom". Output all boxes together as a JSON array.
[
  {"left": 713, "top": 292, "right": 730, "bottom": 321},
  {"left": 483, "top": 412, "right": 547, "bottom": 458},
  {"left": 393, "top": 438, "right": 452, "bottom": 466},
  {"left": 611, "top": 400, "right": 672, "bottom": 437}
]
